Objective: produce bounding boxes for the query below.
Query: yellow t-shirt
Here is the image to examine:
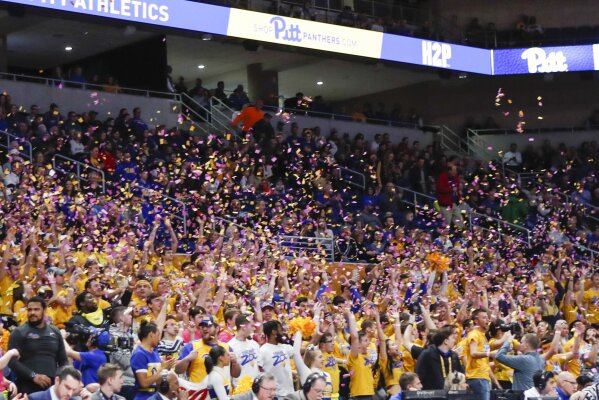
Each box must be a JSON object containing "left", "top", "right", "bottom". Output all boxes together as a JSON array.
[
  {"left": 322, "top": 351, "right": 340, "bottom": 396},
  {"left": 490, "top": 338, "right": 517, "bottom": 382},
  {"left": 562, "top": 337, "right": 581, "bottom": 376},
  {"left": 545, "top": 353, "right": 567, "bottom": 373},
  {"left": 401, "top": 344, "right": 416, "bottom": 372},
  {"left": 0, "top": 275, "right": 16, "bottom": 315},
  {"left": 188, "top": 340, "right": 230, "bottom": 383},
  {"left": 561, "top": 300, "right": 578, "bottom": 325},
  {"left": 583, "top": 288, "right": 599, "bottom": 324},
  {"left": 0, "top": 329, "right": 9, "bottom": 352},
  {"left": 13, "top": 299, "right": 27, "bottom": 325},
  {"left": 347, "top": 352, "right": 374, "bottom": 397},
  {"left": 380, "top": 355, "right": 403, "bottom": 389},
  {"left": 465, "top": 328, "right": 490, "bottom": 380},
  {"left": 51, "top": 288, "right": 74, "bottom": 328}
]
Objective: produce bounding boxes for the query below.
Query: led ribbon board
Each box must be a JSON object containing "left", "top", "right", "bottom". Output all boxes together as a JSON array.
[
  {"left": 2, "top": 0, "right": 599, "bottom": 76},
  {"left": 493, "top": 44, "right": 599, "bottom": 75}
]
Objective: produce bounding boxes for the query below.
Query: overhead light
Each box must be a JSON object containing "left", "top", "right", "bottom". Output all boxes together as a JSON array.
[
  {"left": 198, "top": 64, "right": 205, "bottom": 69},
  {"left": 201, "top": 34, "right": 212, "bottom": 41},
  {"left": 65, "top": 46, "right": 73, "bottom": 51},
  {"left": 124, "top": 25, "right": 136, "bottom": 36},
  {"left": 316, "top": 81, "right": 324, "bottom": 85}
]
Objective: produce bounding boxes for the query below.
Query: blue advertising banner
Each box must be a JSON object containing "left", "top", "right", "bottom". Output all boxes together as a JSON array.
[
  {"left": 380, "top": 35, "right": 493, "bottom": 75},
  {"left": 0, "top": 0, "right": 231, "bottom": 35},
  {"left": 2, "top": 0, "right": 599, "bottom": 76},
  {"left": 493, "top": 45, "right": 596, "bottom": 75}
]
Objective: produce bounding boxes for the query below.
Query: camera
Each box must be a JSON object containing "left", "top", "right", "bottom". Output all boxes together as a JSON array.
[
  {"left": 499, "top": 322, "right": 521, "bottom": 334},
  {"left": 65, "top": 323, "right": 133, "bottom": 352}
]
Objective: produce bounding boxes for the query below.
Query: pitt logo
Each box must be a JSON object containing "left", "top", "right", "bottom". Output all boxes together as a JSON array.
[
  {"left": 270, "top": 16, "right": 302, "bottom": 43},
  {"left": 521, "top": 48, "right": 568, "bottom": 73}
]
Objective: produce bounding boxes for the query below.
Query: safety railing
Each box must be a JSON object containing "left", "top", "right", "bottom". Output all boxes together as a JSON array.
[
  {"left": 437, "top": 125, "right": 463, "bottom": 155},
  {"left": 0, "top": 130, "right": 33, "bottom": 161},
  {"left": 338, "top": 166, "right": 366, "bottom": 190},
  {"left": 395, "top": 184, "right": 533, "bottom": 246},
  {"left": 177, "top": 97, "right": 212, "bottom": 137},
  {"left": 261, "top": 104, "right": 419, "bottom": 128},
  {"left": 0, "top": 72, "right": 182, "bottom": 100},
  {"left": 52, "top": 154, "right": 106, "bottom": 193},
  {"left": 574, "top": 242, "right": 598, "bottom": 265},
  {"left": 211, "top": 215, "right": 278, "bottom": 243},
  {"left": 468, "top": 211, "right": 532, "bottom": 247},
  {"left": 503, "top": 168, "right": 546, "bottom": 188},
  {"left": 181, "top": 93, "right": 233, "bottom": 137},
  {"left": 277, "top": 235, "right": 335, "bottom": 261},
  {"left": 395, "top": 185, "right": 436, "bottom": 209}
]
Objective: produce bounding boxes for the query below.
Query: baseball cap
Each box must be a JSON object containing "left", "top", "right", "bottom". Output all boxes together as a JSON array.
[{"left": 199, "top": 315, "right": 215, "bottom": 326}]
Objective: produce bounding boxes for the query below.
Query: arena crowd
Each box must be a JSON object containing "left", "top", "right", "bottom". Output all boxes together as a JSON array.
[{"left": 0, "top": 92, "right": 598, "bottom": 400}]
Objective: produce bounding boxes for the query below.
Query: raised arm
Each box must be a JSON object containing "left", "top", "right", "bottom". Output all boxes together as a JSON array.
[
  {"left": 345, "top": 309, "right": 360, "bottom": 358},
  {"left": 164, "top": 218, "right": 178, "bottom": 253}
]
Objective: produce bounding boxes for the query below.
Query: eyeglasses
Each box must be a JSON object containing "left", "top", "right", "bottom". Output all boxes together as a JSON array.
[
  {"left": 260, "top": 387, "right": 277, "bottom": 393},
  {"left": 564, "top": 381, "right": 577, "bottom": 385}
]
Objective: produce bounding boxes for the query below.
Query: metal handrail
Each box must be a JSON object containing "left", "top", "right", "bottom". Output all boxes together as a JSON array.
[
  {"left": 212, "top": 215, "right": 278, "bottom": 244},
  {"left": 52, "top": 154, "right": 106, "bottom": 193},
  {"left": 470, "top": 126, "right": 599, "bottom": 135},
  {"left": 337, "top": 166, "right": 366, "bottom": 190},
  {"left": 178, "top": 100, "right": 212, "bottom": 136},
  {"left": 0, "top": 130, "right": 33, "bottom": 161},
  {"left": 437, "top": 125, "right": 463, "bottom": 154},
  {"left": 208, "top": 99, "right": 238, "bottom": 133},
  {"left": 468, "top": 210, "right": 532, "bottom": 247},
  {"left": 277, "top": 235, "right": 335, "bottom": 261},
  {"left": 0, "top": 72, "right": 182, "bottom": 100},
  {"left": 395, "top": 184, "right": 532, "bottom": 246},
  {"left": 180, "top": 93, "right": 230, "bottom": 136},
  {"left": 395, "top": 185, "right": 436, "bottom": 208},
  {"left": 261, "top": 105, "right": 420, "bottom": 129}
]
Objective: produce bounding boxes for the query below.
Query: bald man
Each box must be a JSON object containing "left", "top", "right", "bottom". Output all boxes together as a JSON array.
[{"left": 556, "top": 372, "right": 577, "bottom": 400}]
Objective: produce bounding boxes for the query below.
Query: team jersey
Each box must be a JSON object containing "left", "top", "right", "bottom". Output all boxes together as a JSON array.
[
  {"left": 178, "top": 340, "right": 232, "bottom": 383},
  {"left": 347, "top": 352, "right": 375, "bottom": 397},
  {"left": 130, "top": 345, "right": 162, "bottom": 400},
  {"left": 258, "top": 343, "right": 294, "bottom": 397},
  {"left": 322, "top": 351, "right": 340, "bottom": 396},
  {"left": 228, "top": 337, "right": 260, "bottom": 385}
]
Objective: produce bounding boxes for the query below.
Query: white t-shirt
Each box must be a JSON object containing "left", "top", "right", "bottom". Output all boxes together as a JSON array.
[
  {"left": 523, "top": 387, "right": 541, "bottom": 400},
  {"left": 228, "top": 337, "right": 260, "bottom": 385},
  {"left": 258, "top": 343, "right": 294, "bottom": 397}
]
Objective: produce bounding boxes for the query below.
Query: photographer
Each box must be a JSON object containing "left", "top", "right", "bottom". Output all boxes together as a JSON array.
[
  {"left": 67, "top": 292, "right": 109, "bottom": 350},
  {"left": 62, "top": 329, "right": 108, "bottom": 385},
  {"left": 109, "top": 306, "right": 137, "bottom": 400},
  {"left": 495, "top": 331, "right": 554, "bottom": 392}
]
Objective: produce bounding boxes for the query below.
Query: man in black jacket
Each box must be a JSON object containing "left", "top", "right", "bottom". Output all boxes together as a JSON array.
[
  {"left": 8, "top": 296, "right": 69, "bottom": 394},
  {"left": 415, "top": 326, "right": 464, "bottom": 390}
]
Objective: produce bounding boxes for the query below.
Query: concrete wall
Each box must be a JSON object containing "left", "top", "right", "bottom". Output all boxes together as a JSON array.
[
  {"left": 0, "top": 78, "right": 181, "bottom": 127},
  {"left": 271, "top": 112, "right": 435, "bottom": 144}
]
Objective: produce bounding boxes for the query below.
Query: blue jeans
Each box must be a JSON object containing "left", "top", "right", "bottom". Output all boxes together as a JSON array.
[{"left": 467, "top": 379, "right": 490, "bottom": 400}]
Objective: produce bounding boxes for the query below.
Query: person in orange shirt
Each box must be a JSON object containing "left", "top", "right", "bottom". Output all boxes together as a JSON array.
[{"left": 231, "top": 100, "right": 264, "bottom": 133}]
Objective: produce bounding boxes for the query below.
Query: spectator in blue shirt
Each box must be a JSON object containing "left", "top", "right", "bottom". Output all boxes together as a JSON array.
[{"left": 62, "top": 330, "right": 109, "bottom": 385}]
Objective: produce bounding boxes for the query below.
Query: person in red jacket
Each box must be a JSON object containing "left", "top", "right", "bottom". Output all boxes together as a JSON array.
[
  {"left": 436, "top": 164, "right": 466, "bottom": 228},
  {"left": 231, "top": 99, "right": 264, "bottom": 134}
]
